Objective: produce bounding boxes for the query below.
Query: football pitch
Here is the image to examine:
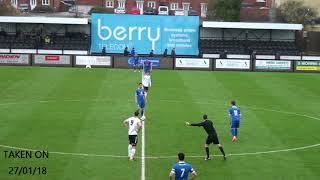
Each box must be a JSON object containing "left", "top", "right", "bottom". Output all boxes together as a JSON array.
[{"left": 0, "top": 67, "right": 319, "bottom": 180}]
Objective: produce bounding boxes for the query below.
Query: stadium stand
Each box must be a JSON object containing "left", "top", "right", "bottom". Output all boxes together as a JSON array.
[
  {"left": 0, "top": 17, "right": 306, "bottom": 56},
  {"left": 0, "top": 16, "right": 89, "bottom": 51},
  {"left": 200, "top": 39, "right": 299, "bottom": 55},
  {"left": 200, "top": 22, "right": 303, "bottom": 56}
]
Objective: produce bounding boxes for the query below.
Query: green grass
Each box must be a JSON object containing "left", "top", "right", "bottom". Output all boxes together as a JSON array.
[{"left": 0, "top": 67, "right": 319, "bottom": 180}]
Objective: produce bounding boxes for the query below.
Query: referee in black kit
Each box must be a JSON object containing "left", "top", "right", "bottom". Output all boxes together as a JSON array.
[{"left": 186, "top": 114, "right": 226, "bottom": 160}]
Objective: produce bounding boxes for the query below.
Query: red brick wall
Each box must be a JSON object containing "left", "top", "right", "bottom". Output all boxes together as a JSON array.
[
  {"left": 18, "top": 0, "right": 29, "bottom": 4},
  {"left": 77, "top": 0, "right": 104, "bottom": 6}
]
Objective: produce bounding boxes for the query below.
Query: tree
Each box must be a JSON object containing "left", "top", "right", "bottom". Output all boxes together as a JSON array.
[
  {"left": 279, "top": 0, "right": 318, "bottom": 24},
  {"left": 208, "top": 0, "right": 242, "bottom": 22},
  {"left": 31, "top": 5, "right": 54, "bottom": 13},
  {"left": 0, "top": 2, "right": 20, "bottom": 16},
  {"left": 206, "top": 0, "right": 216, "bottom": 20},
  {"left": 89, "top": 6, "right": 114, "bottom": 14}
]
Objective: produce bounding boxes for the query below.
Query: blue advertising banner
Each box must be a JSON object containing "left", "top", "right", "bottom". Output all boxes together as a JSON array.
[
  {"left": 128, "top": 57, "right": 161, "bottom": 67},
  {"left": 91, "top": 14, "right": 199, "bottom": 55}
]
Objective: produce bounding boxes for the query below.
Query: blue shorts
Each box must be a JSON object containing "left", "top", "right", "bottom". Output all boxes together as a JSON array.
[
  {"left": 138, "top": 101, "right": 145, "bottom": 109},
  {"left": 134, "top": 60, "right": 139, "bottom": 66},
  {"left": 231, "top": 121, "right": 240, "bottom": 128},
  {"left": 144, "top": 68, "right": 151, "bottom": 73}
]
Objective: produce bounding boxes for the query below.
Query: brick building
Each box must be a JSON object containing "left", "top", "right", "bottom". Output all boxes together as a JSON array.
[
  {"left": 7, "top": 0, "right": 208, "bottom": 17},
  {"left": 9, "top": 0, "right": 65, "bottom": 11},
  {"left": 241, "top": 0, "right": 273, "bottom": 21},
  {"left": 77, "top": 0, "right": 208, "bottom": 17}
]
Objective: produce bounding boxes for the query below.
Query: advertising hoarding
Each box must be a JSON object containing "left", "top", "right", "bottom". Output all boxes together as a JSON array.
[
  {"left": 128, "top": 57, "right": 161, "bottom": 67},
  {"left": 0, "top": 54, "right": 30, "bottom": 65},
  {"left": 76, "top": 56, "right": 112, "bottom": 67},
  {"left": 91, "top": 14, "right": 199, "bottom": 55},
  {"left": 295, "top": 61, "right": 320, "bottom": 71},
  {"left": 33, "top": 55, "right": 71, "bottom": 66},
  {"left": 215, "top": 59, "right": 250, "bottom": 70},
  {"left": 175, "top": 58, "right": 210, "bottom": 68},
  {"left": 255, "top": 60, "right": 291, "bottom": 71}
]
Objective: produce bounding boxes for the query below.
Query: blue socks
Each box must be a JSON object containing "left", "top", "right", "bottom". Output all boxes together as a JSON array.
[{"left": 231, "top": 129, "right": 238, "bottom": 137}]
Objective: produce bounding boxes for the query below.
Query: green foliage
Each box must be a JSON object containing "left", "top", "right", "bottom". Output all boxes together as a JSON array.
[
  {"left": 207, "top": 0, "right": 242, "bottom": 21},
  {"left": 89, "top": 6, "right": 114, "bottom": 14},
  {"left": 0, "top": 2, "right": 20, "bottom": 16},
  {"left": 31, "top": 5, "right": 54, "bottom": 13},
  {"left": 279, "top": 0, "right": 318, "bottom": 24}
]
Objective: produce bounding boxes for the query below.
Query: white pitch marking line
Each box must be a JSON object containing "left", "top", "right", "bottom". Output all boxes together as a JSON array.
[
  {"left": 243, "top": 106, "right": 320, "bottom": 121},
  {"left": 141, "top": 121, "right": 146, "bottom": 180}
]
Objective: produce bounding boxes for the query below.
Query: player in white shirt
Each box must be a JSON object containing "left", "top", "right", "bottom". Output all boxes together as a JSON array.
[
  {"left": 142, "top": 72, "right": 151, "bottom": 97},
  {"left": 123, "top": 111, "right": 142, "bottom": 161}
]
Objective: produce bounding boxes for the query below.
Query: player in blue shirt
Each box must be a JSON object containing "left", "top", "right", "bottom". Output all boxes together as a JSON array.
[
  {"left": 229, "top": 100, "right": 241, "bottom": 142},
  {"left": 133, "top": 53, "right": 140, "bottom": 72},
  {"left": 143, "top": 59, "right": 152, "bottom": 74},
  {"left": 130, "top": 47, "right": 135, "bottom": 57},
  {"left": 135, "top": 83, "right": 146, "bottom": 120},
  {"left": 169, "top": 153, "right": 197, "bottom": 180}
]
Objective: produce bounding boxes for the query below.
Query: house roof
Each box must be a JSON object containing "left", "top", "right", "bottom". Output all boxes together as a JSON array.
[
  {"left": 0, "top": 16, "right": 88, "bottom": 24},
  {"left": 202, "top": 21, "right": 303, "bottom": 30}
]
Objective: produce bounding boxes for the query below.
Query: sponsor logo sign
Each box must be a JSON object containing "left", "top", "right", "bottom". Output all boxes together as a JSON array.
[
  {"left": 296, "top": 61, "right": 320, "bottom": 71},
  {"left": 175, "top": 58, "right": 210, "bottom": 68},
  {"left": 215, "top": 59, "right": 250, "bottom": 69},
  {"left": 0, "top": 54, "right": 29, "bottom": 64},
  {"left": 255, "top": 60, "right": 291, "bottom": 70},
  {"left": 34, "top": 55, "right": 71, "bottom": 65},
  {"left": 91, "top": 14, "right": 199, "bottom": 55},
  {"left": 76, "top": 56, "right": 112, "bottom": 66},
  {"left": 128, "top": 57, "right": 160, "bottom": 67}
]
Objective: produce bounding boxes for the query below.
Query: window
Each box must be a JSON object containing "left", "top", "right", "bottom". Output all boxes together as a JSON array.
[
  {"left": 147, "top": 1, "right": 156, "bottom": 9},
  {"left": 182, "top": 3, "right": 190, "bottom": 11},
  {"left": 31, "top": 0, "right": 36, "bottom": 6},
  {"left": 256, "top": 0, "right": 266, "bottom": 6},
  {"left": 42, "top": 0, "right": 49, "bottom": 5},
  {"left": 11, "top": 0, "right": 17, "bottom": 7},
  {"left": 170, "top": 3, "right": 178, "bottom": 10},
  {"left": 200, "top": 3, "right": 207, "bottom": 17},
  {"left": 106, "top": 0, "right": 114, "bottom": 8},
  {"left": 137, "top": 2, "right": 144, "bottom": 10},
  {"left": 118, "top": 0, "right": 125, "bottom": 8}
]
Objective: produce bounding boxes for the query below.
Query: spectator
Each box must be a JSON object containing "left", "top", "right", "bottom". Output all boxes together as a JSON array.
[
  {"left": 163, "top": 48, "right": 168, "bottom": 57},
  {"left": 16, "top": 29, "right": 22, "bottom": 38},
  {"left": 44, "top": 35, "right": 51, "bottom": 44},
  {"left": 171, "top": 48, "right": 176, "bottom": 58},
  {"left": 0, "top": 28, "right": 7, "bottom": 36},
  {"left": 124, "top": 47, "right": 129, "bottom": 56},
  {"left": 275, "top": 51, "right": 280, "bottom": 60},
  {"left": 220, "top": 50, "right": 227, "bottom": 59},
  {"left": 149, "top": 49, "right": 154, "bottom": 57},
  {"left": 102, "top": 46, "right": 106, "bottom": 55},
  {"left": 131, "top": 47, "right": 135, "bottom": 57},
  {"left": 251, "top": 50, "right": 256, "bottom": 61}
]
